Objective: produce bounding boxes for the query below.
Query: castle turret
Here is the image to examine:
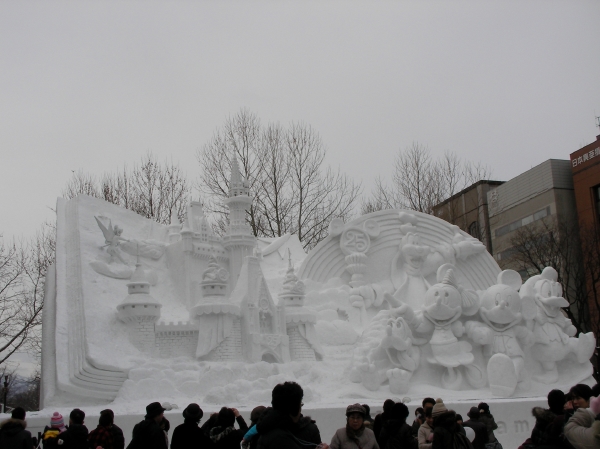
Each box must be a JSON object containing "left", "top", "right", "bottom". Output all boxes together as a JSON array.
[
  {"left": 168, "top": 210, "right": 181, "bottom": 243},
  {"left": 222, "top": 156, "right": 255, "bottom": 288},
  {"left": 192, "top": 256, "right": 241, "bottom": 361},
  {"left": 280, "top": 254, "right": 322, "bottom": 361},
  {"left": 117, "top": 260, "right": 161, "bottom": 352}
]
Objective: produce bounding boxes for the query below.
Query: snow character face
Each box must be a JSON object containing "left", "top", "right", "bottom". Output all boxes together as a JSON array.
[
  {"left": 400, "top": 232, "right": 431, "bottom": 270},
  {"left": 532, "top": 268, "right": 568, "bottom": 318},
  {"left": 480, "top": 284, "right": 522, "bottom": 332},
  {"left": 386, "top": 317, "right": 412, "bottom": 351},
  {"left": 423, "top": 282, "right": 462, "bottom": 326}
]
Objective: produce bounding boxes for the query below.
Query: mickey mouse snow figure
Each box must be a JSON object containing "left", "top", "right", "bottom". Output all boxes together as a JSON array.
[
  {"left": 396, "top": 264, "right": 485, "bottom": 390},
  {"left": 520, "top": 267, "right": 595, "bottom": 384},
  {"left": 466, "top": 270, "right": 536, "bottom": 397}
]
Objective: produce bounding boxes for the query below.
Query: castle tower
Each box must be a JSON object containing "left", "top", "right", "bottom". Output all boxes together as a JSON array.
[
  {"left": 279, "top": 254, "right": 322, "bottom": 361},
  {"left": 191, "top": 256, "right": 242, "bottom": 361},
  {"left": 168, "top": 210, "right": 181, "bottom": 243},
  {"left": 222, "top": 156, "right": 255, "bottom": 288},
  {"left": 116, "top": 260, "right": 161, "bottom": 353}
]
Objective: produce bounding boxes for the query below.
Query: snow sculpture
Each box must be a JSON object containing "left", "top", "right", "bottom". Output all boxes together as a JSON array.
[
  {"left": 349, "top": 311, "right": 420, "bottom": 393},
  {"left": 192, "top": 255, "right": 241, "bottom": 361},
  {"left": 280, "top": 254, "right": 323, "bottom": 361},
  {"left": 398, "top": 264, "right": 485, "bottom": 390},
  {"left": 333, "top": 213, "right": 487, "bottom": 315},
  {"left": 116, "top": 259, "right": 162, "bottom": 352},
  {"left": 328, "top": 217, "right": 382, "bottom": 311},
  {"left": 520, "top": 267, "right": 596, "bottom": 384},
  {"left": 43, "top": 185, "right": 597, "bottom": 407},
  {"left": 466, "top": 270, "right": 536, "bottom": 398}
]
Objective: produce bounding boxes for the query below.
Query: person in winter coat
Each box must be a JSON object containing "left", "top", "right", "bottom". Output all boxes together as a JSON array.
[
  {"left": 568, "top": 385, "right": 593, "bottom": 411},
  {"left": 411, "top": 408, "right": 425, "bottom": 437},
  {"left": 41, "top": 412, "right": 67, "bottom": 449},
  {"left": 564, "top": 394, "right": 600, "bottom": 449},
  {"left": 362, "top": 404, "right": 374, "bottom": 429},
  {"left": 127, "top": 402, "right": 167, "bottom": 449},
  {"left": 170, "top": 403, "right": 214, "bottom": 449},
  {"left": 477, "top": 403, "right": 498, "bottom": 445},
  {"left": 58, "top": 409, "right": 89, "bottom": 449},
  {"left": 241, "top": 406, "right": 266, "bottom": 449},
  {"left": 88, "top": 409, "right": 125, "bottom": 449},
  {"left": 208, "top": 407, "right": 248, "bottom": 449},
  {"left": 373, "top": 399, "right": 394, "bottom": 445},
  {"left": 518, "top": 389, "right": 570, "bottom": 449},
  {"left": 417, "top": 408, "right": 433, "bottom": 449},
  {"left": 256, "top": 381, "right": 325, "bottom": 449},
  {"left": 430, "top": 399, "right": 473, "bottom": 449},
  {"left": 0, "top": 407, "right": 34, "bottom": 449},
  {"left": 377, "top": 402, "right": 416, "bottom": 449},
  {"left": 330, "top": 403, "right": 379, "bottom": 449},
  {"left": 462, "top": 408, "right": 488, "bottom": 449}
]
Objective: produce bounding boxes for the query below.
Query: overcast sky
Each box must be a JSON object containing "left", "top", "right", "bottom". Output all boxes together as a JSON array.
[{"left": 2, "top": 1, "right": 600, "bottom": 241}]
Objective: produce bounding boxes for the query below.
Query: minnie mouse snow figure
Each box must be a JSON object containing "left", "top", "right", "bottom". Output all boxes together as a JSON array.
[
  {"left": 520, "top": 267, "right": 595, "bottom": 384},
  {"left": 392, "top": 264, "right": 485, "bottom": 390},
  {"left": 466, "top": 270, "right": 536, "bottom": 397}
]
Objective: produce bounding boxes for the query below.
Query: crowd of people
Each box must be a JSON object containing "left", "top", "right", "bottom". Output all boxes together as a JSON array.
[{"left": 1, "top": 380, "right": 599, "bottom": 449}]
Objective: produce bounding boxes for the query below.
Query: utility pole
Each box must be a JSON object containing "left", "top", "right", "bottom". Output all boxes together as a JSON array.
[{"left": 2, "top": 376, "right": 8, "bottom": 413}]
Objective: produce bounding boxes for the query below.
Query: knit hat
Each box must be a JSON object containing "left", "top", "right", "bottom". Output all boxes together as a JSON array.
[
  {"left": 467, "top": 407, "right": 480, "bottom": 419},
  {"left": 182, "top": 403, "right": 203, "bottom": 422},
  {"left": 11, "top": 407, "right": 25, "bottom": 420},
  {"left": 145, "top": 402, "right": 166, "bottom": 420},
  {"left": 51, "top": 412, "right": 65, "bottom": 430},
  {"left": 346, "top": 403, "right": 366, "bottom": 417},
  {"left": 547, "top": 389, "right": 566, "bottom": 415},
  {"left": 478, "top": 402, "right": 490, "bottom": 414},
  {"left": 431, "top": 398, "right": 448, "bottom": 417},
  {"left": 590, "top": 396, "right": 600, "bottom": 416}
]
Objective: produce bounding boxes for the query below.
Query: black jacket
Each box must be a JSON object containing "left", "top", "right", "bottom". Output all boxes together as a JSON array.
[
  {"left": 127, "top": 419, "right": 168, "bottom": 449},
  {"left": 0, "top": 418, "right": 33, "bottom": 449},
  {"left": 208, "top": 416, "right": 248, "bottom": 449},
  {"left": 378, "top": 418, "right": 416, "bottom": 449},
  {"left": 171, "top": 420, "right": 215, "bottom": 449},
  {"left": 463, "top": 419, "right": 488, "bottom": 449},
  {"left": 432, "top": 412, "right": 473, "bottom": 449},
  {"left": 59, "top": 424, "right": 89, "bottom": 449},
  {"left": 256, "top": 409, "right": 321, "bottom": 449}
]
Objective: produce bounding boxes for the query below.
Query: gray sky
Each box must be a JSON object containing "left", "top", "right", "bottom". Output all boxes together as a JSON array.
[{"left": 2, "top": 0, "right": 600, "bottom": 241}]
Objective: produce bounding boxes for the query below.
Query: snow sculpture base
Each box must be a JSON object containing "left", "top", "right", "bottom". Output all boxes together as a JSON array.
[{"left": 42, "top": 197, "right": 594, "bottom": 411}]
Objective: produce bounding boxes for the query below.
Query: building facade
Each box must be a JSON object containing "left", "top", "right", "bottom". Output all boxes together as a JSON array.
[
  {"left": 570, "top": 134, "right": 600, "bottom": 330},
  {"left": 432, "top": 180, "right": 503, "bottom": 253},
  {"left": 487, "top": 159, "right": 577, "bottom": 276}
]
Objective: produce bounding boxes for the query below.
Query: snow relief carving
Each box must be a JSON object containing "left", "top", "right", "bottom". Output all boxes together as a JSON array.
[{"left": 44, "top": 191, "right": 597, "bottom": 407}]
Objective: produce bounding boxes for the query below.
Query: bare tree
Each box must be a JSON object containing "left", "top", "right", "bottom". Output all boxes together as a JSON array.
[
  {"left": 62, "top": 153, "right": 191, "bottom": 225},
  {"left": 367, "top": 143, "right": 492, "bottom": 215},
  {"left": 509, "top": 217, "right": 589, "bottom": 333},
  {"left": 0, "top": 223, "right": 51, "bottom": 367},
  {"left": 197, "top": 109, "right": 361, "bottom": 249}
]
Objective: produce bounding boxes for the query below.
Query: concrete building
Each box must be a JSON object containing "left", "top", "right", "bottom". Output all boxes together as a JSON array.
[
  {"left": 570, "top": 134, "right": 600, "bottom": 329},
  {"left": 432, "top": 180, "right": 504, "bottom": 253},
  {"left": 487, "top": 159, "right": 577, "bottom": 276}
]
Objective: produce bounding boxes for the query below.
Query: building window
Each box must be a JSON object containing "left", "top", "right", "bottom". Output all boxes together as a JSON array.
[
  {"left": 494, "top": 206, "right": 551, "bottom": 237},
  {"left": 468, "top": 221, "right": 480, "bottom": 239}
]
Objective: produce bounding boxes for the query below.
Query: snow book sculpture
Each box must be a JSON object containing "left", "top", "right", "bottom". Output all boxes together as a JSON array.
[{"left": 41, "top": 162, "right": 595, "bottom": 408}]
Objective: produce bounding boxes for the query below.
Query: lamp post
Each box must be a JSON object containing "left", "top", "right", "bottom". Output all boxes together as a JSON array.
[{"left": 2, "top": 376, "right": 7, "bottom": 413}]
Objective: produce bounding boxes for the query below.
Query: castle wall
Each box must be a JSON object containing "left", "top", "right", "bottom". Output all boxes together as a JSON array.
[
  {"left": 154, "top": 322, "right": 199, "bottom": 358},
  {"left": 287, "top": 325, "right": 316, "bottom": 361},
  {"left": 206, "top": 318, "right": 242, "bottom": 361},
  {"left": 129, "top": 318, "right": 157, "bottom": 353}
]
